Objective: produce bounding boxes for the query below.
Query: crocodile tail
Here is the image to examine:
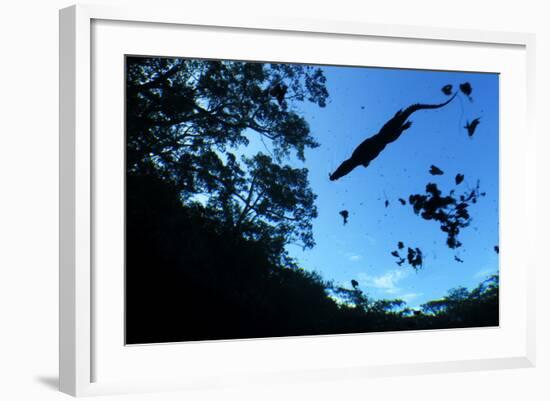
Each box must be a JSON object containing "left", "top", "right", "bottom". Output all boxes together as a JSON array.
[{"left": 402, "top": 92, "right": 457, "bottom": 119}]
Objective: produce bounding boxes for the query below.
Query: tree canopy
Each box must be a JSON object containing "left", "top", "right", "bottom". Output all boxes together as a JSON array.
[
  {"left": 126, "top": 56, "right": 329, "bottom": 259},
  {"left": 126, "top": 174, "right": 498, "bottom": 343}
]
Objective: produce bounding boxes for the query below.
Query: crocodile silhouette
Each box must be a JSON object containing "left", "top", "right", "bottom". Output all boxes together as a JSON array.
[{"left": 329, "top": 93, "right": 457, "bottom": 181}]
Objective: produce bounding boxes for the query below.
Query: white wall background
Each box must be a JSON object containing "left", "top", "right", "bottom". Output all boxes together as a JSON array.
[{"left": 0, "top": 1, "right": 547, "bottom": 399}]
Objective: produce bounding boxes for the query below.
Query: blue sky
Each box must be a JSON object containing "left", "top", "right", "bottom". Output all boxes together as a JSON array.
[{"left": 277, "top": 65, "right": 500, "bottom": 309}]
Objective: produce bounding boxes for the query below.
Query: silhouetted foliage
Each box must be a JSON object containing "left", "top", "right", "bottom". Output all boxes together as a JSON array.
[
  {"left": 126, "top": 57, "right": 329, "bottom": 262},
  {"left": 455, "top": 173, "right": 465, "bottom": 185},
  {"left": 398, "top": 198, "right": 407, "bottom": 205},
  {"left": 268, "top": 83, "right": 288, "bottom": 106},
  {"left": 420, "top": 275, "right": 498, "bottom": 328},
  {"left": 126, "top": 174, "right": 498, "bottom": 343}
]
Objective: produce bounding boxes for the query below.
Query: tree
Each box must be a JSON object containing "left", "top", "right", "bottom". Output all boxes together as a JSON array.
[
  {"left": 420, "top": 274, "right": 499, "bottom": 327},
  {"left": 126, "top": 57, "right": 329, "bottom": 261},
  {"left": 125, "top": 173, "right": 500, "bottom": 343}
]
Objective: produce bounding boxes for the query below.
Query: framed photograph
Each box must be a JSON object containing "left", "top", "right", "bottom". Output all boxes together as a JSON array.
[{"left": 59, "top": 4, "right": 536, "bottom": 396}]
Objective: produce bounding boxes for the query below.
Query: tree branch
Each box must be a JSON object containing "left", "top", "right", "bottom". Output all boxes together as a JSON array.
[{"left": 130, "top": 62, "right": 181, "bottom": 91}]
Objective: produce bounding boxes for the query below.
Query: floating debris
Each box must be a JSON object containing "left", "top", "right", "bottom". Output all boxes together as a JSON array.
[
  {"left": 407, "top": 247, "right": 423, "bottom": 270},
  {"left": 398, "top": 198, "right": 407, "bottom": 205},
  {"left": 429, "top": 165, "right": 444, "bottom": 176},
  {"left": 460, "top": 82, "right": 473, "bottom": 99},
  {"left": 454, "top": 255, "right": 464, "bottom": 263},
  {"left": 339, "top": 210, "right": 349, "bottom": 225},
  {"left": 408, "top": 182, "right": 485, "bottom": 249},
  {"left": 391, "top": 242, "right": 422, "bottom": 269},
  {"left": 391, "top": 248, "right": 406, "bottom": 266},
  {"left": 442, "top": 84, "right": 453, "bottom": 96},
  {"left": 494, "top": 245, "right": 499, "bottom": 254},
  {"left": 385, "top": 200, "right": 390, "bottom": 208},
  {"left": 465, "top": 118, "right": 481, "bottom": 137}
]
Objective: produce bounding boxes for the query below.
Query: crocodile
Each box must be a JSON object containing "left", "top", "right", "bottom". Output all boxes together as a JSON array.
[{"left": 329, "top": 93, "right": 457, "bottom": 181}]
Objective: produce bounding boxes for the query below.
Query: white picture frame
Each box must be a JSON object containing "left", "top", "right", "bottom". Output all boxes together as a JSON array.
[{"left": 59, "top": 4, "right": 536, "bottom": 397}]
